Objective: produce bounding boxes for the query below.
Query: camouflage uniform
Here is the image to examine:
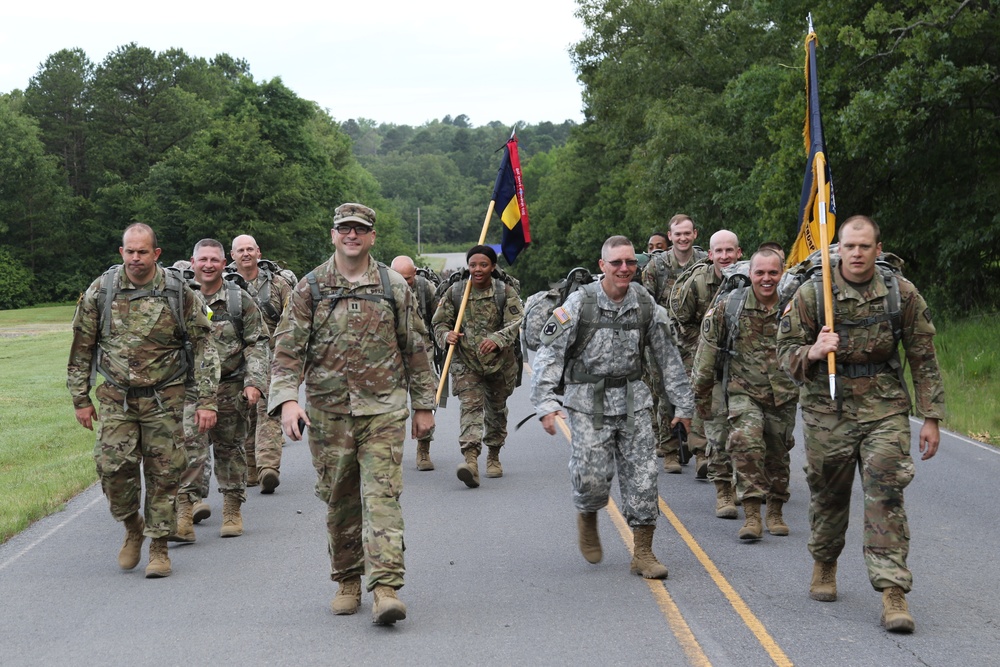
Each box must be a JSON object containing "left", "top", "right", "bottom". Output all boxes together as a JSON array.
[
  {"left": 530, "top": 282, "right": 694, "bottom": 526},
  {"left": 643, "top": 248, "right": 707, "bottom": 457},
  {"left": 268, "top": 256, "right": 436, "bottom": 590},
  {"left": 411, "top": 274, "right": 440, "bottom": 444},
  {"left": 67, "top": 265, "right": 219, "bottom": 538},
  {"left": 691, "top": 288, "right": 798, "bottom": 502},
  {"left": 777, "top": 269, "right": 945, "bottom": 592},
  {"left": 181, "top": 285, "right": 270, "bottom": 503},
  {"left": 432, "top": 280, "right": 523, "bottom": 455},
  {"left": 237, "top": 264, "right": 292, "bottom": 479},
  {"left": 670, "top": 261, "right": 728, "bottom": 471}
]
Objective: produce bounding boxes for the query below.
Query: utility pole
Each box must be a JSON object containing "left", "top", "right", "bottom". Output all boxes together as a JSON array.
[{"left": 417, "top": 207, "right": 421, "bottom": 256}]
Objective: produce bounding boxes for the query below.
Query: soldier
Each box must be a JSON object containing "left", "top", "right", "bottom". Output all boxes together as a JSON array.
[
  {"left": 269, "top": 203, "right": 435, "bottom": 625},
  {"left": 691, "top": 249, "right": 798, "bottom": 540},
  {"left": 647, "top": 232, "right": 669, "bottom": 253},
  {"left": 230, "top": 234, "right": 293, "bottom": 494},
  {"left": 432, "top": 245, "right": 523, "bottom": 488},
  {"left": 68, "top": 223, "right": 219, "bottom": 578},
  {"left": 172, "top": 239, "right": 270, "bottom": 542},
  {"left": 390, "top": 255, "right": 440, "bottom": 471},
  {"left": 531, "top": 235, "right": 694, "bottom": 579},
  {"left": 670, "top": 229, "right": 742, "bottom": 504},
  {"left": 643, "top": 214, "right": 708, "bottom": 472},
  {"left": 777, "top": 215, "right": 944, "bottom": 633}
]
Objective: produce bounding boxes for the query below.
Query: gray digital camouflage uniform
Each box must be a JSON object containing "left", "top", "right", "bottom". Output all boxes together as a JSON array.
[
  {"left": 777, "top": 268, "right": 945, "bottom": 592},
  {"left": 268, "top": 256, "right": 436, "bottom": 590},
  {"left": 181, "top": 285, "right": 269, "bottom": 503},
  {"left": 432, "top": 280, "right": 523, "bottom": 454},
  {"left": 531, "top": 281, "right": 694, "bottom": 527},
  {"left": 67, "top": 265, "right": 220, "bottom": 538},
  {"left": 692, "top": 288, "right": 798, "bottom": 503}
]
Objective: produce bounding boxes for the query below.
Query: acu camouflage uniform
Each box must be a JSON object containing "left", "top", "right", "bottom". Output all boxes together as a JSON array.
[
  {"left": 642, "top": 247, "right": 707, "bottom": 457},
  {"left": 268, "top": 256, "right": 436, "bottom": 591},
  {"left": 670, "top": 260, "right": 729, "bottom": 473},
  {"left": 691, "top": 288, "right": 798, "bottom": 503},
  {"left": 235, "top": 263, "right": 292, "bottom": 478},
  {"left": 777, "top": 267, "right": 945, "bottom": 593},
  {"left": 432, "top": 279, "right": 523, "bottom": 455},
  {"left": 181, "top": 285, "right": 270, "bottom": 504},
  {"left": 67, "top": 265, "right": 220, "bottom": 538},
  {"left": 530, "top": 282, "right": 694, "bottom": 527}
]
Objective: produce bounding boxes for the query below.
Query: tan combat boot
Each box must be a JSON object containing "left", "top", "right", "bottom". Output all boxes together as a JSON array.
[
  {"left": 118, "top": 512, "right": 146, "bottom": 570},
  {"left": 694, "top": 453, "right": 709, "bottom": 479},
  {"left": 145, "top": 537, "right": 172, "bottom": 578},
  {"left": 220, "top": 492, "right": 244, "bottom": 537},
  {"left": 663, "top": 454, "right": 682, "bottom": 474},
  {"left": 714, "top": 481, "right": 738, "bottom": 519},
  {"left": 260, "top": 468, "right": 280, "bottom": 494},
  {"left": 331, "top": 576, "right": 362, "bottom": 615},
  {"left": 372, "top": 585, "right": 407, "bottom": 625},
  {"left": 739, "top": 498, "right": 763, "bottom": 540},
  {"left": 765, "top": 499, "right": 789, "bottom": 536},
  {"left": 192, "top": 500, "right": 211, "bottom": 524},
  {"left": 416, "top": 439, "right": 434, "bottom": 471},
  {"left": 809, "top": 560, "right": 838, "bottom": 601},
  {"left": 486, "top": 446, "right": 503, "bottom": 478},
  {"left": 456, "top": 447, "right": 480, "bottom": 488},
  {"left": 881, "top": 587, "right": 915, "bottom": 633},
  {"left": 577, "top": 511, "right": 602, "bottom": 564},
  {"left": 169, "top": 494, "right": 196, "bottom": 543},
  {"left": 630, "top": 525, "right": 669, "bottom": 579}
]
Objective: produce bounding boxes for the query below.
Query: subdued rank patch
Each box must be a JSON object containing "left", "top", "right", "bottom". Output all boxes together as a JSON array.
[
  {"left": 780, "top": 316, "right": 791, "bottom": 333},
  {"left": 349, "top": 300, "right": 360, "bottom": 312}
]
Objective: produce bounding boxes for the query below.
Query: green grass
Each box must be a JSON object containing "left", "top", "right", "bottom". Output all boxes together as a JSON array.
[
  {"left": 0, "top": 329, "right": 97, "bottom": 543},
  {"left": 931, "top": 314, "right": 999, "bottom": 445},
  {"left": 0, "top": 304, "right": 77, "bottom": 327},
  {"left": 419, "top": 256, "right": 447, "bottom": 273}
]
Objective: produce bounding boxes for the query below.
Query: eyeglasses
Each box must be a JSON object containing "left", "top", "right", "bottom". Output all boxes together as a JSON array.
[
  {"left": 334, "top": 225, "right": 372, "bottom": 236},
  {"left": 605, "top": 259, "right": 639, "bottom": 268}
]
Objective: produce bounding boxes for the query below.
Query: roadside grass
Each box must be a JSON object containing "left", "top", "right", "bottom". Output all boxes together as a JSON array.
[
  {"left": 0, "top": 306, "right": 996, "bottom": 543},
  {"left": 0, "top": 329, "right": 97, "bottom": 543},
  {"left": 419, "top": 255, "right": 447, "bottom": 273}
]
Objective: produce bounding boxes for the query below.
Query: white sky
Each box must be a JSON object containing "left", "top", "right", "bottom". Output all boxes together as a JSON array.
[{"left": 1, "top": 0, "right": 586, "bottom": 127}]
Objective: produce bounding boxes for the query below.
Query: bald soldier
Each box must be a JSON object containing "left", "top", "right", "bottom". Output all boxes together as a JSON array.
[
  {"left": 229, "top": 234, "right": 293, "bottom": 494},
  {"left": 390, "top": 255, "right": 440, "bottom": 471}
]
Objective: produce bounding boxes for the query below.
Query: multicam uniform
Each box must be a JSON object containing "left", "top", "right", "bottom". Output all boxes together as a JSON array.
[
  {"left": 670, "top": 261, "right": 729, "bottom": 475},
  {"left": 412, "top": 274, "right": 439, "bottom": 445},
  {"left": 691, "top": 288, "right": 797, "bottom": 503},
  {"left": 181, "top": 285, "right": 269, "bottom": 504},
  {"left": 777, "top": 269, "right": 945, "bottom": 592},
  {"left": 268, "top": 256, "right": 436, "bottom": 590},
  {"left": 531, "top": 282, "right": 694, "bottom": 526},
  {"left": 67, "top": 265, "right": 219, "bottom": 537},
  {"left": 642, "top": 248, "right": 707, "bottom": 458},
  {"left": 432, "top": 280, "right": 523, "bottom": 456},
  {"left": 237, "top": 264, "right": 292, "bottom": 481}
]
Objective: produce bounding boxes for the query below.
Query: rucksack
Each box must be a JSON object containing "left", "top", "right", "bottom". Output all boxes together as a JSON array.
[
  {"left": 522, "top": 267, "right": 595, "bottom": 352},
  {"left": 304, "top": 262, "right": 396, "bottom": 326},
  {"left": 225, "top": 259, "right": 296, "bottom": 323},
  {"left": 93, "top": 264, "right": 193, "bottom": 391},
  {"left": 415, "top": 266, "right": 441, "bottom": 287},
  {"left": 780, "top": 245, "right": 909, "bottom": 409},
  {"left": 436, "top": 266, "right": 524, "bottom": 386}
]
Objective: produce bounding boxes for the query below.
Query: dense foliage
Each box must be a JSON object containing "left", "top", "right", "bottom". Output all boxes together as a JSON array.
[{"left": 3, "top": 1, "right": 999, "bottom": 316}]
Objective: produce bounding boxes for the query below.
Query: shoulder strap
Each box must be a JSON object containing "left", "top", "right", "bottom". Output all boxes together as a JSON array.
[
  {"left": 226, "top": 281, "right": 244, "bottom": 340},
  {"left": 306, "top": 264, "right": 397, "bottom": 328},
  {"left": 98, "top": 265, "right": 121, "bottom": 339}
]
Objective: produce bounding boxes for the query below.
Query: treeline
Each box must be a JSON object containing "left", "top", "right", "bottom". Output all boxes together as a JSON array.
[
  {"left": 512, "top": 0, "right": 1000, "bottom": 315},
  {"left": 0, "top": 43, "right": 570, "bottom": 309}
]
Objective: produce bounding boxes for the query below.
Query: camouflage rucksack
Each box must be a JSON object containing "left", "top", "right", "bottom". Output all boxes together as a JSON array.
[
  {"left": 522, "top": 267, "right": 596, "bottom": 352},
  {"left": 224, "top": 259, "right": 296, "bottom": 323}
]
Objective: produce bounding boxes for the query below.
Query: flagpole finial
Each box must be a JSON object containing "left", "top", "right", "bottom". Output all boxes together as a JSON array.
[
  {"left": 508, "top": 125, "right": 517, "bottom": 141},
  {"left": 807, "top": 13, "right": 814, "bottom": 34}
]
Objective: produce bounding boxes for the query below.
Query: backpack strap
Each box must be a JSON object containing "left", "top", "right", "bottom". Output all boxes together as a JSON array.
[
  {"left": 306, "top": 262, "right": 397, "bottom": 328},
  {"left": 717, "top": 286, "right": 748, "bottom": 405}
]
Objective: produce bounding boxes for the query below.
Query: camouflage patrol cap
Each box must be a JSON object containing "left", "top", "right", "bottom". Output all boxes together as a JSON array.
[{"left": 333, "top": 203, "right": 376, "bottom": 228}]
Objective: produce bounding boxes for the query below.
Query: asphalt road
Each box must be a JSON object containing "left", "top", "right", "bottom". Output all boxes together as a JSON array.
[{"left": 1, "top": 369, "right": 998, "bottom": 666}]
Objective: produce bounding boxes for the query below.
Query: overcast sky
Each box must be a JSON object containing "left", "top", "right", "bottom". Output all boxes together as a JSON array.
[{"left": 1, "top": 0, "right": 587, "bottom": 128}]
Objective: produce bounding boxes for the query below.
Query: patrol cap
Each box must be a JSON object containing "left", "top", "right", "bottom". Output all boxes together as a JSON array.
[{"left": 333, "top": 203, "right": 376, "bottom": 228}]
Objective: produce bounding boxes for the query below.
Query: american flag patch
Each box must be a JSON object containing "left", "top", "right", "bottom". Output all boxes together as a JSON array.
[
  {"left": 553, "top": 306, "right": 571, "bottom": 324},
  {"left": 782, "top": 302, "right": 793, "bottom": 317}
]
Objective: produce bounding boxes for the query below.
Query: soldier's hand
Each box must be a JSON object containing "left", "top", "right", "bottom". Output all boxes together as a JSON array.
[
  {"left": 919, "top": 418, "right": 940, "bottom": 460},
  {"left": 807, "top": 326, "right": 840, "bottom": 361},
  {"left": 281, "top": 401, "right": 309, "bottom": 441},
  {"left": 412, "top": 409, "right": 435, "bottom": 439},
  {"left": 540, "top": 410, "right": 567, "bottom": 436},
  {"left": 445, "top": 331, "right": 463, "bottom": 346},
  {"left": 243, "top": 386, "right": 262, "bottom": 406},
  {"left": 195, "top": 409, "right": 217, "bottom": 433},
  {"left": 75, "top": 405, "right": 98, "bottom": 431},
  {"left": 670, "top": 416, "right": 692, "bottom": 435},
  {"left": 478, "top": 338, "right": 499, "bottom": 355}
]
